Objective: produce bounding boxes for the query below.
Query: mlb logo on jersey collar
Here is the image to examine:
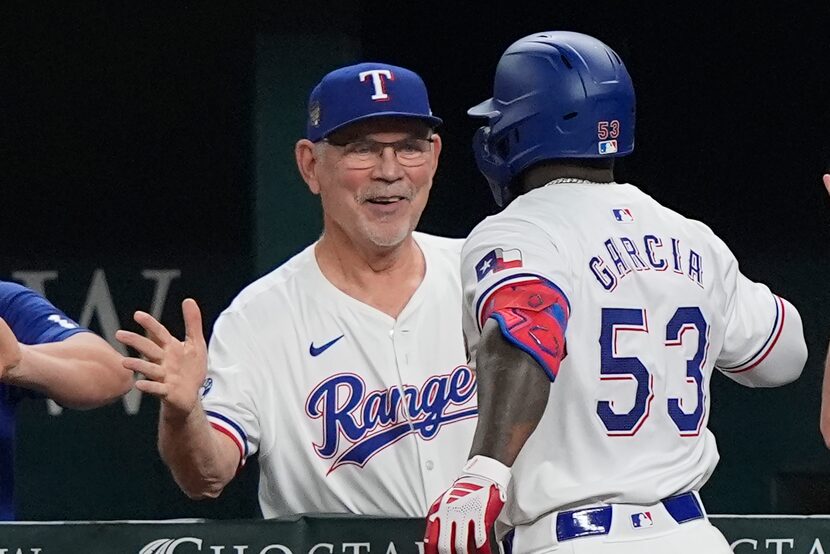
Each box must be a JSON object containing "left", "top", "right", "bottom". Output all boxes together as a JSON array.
[{"left": 631, "top": 511, "right": 654, "bottom": 528}]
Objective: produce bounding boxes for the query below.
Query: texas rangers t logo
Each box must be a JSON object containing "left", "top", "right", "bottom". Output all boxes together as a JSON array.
[{"left": 359, "top": 69, "right": 394, "bottom": 100}]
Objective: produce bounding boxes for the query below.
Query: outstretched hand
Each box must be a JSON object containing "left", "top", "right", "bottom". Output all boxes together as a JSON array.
[
  {"left": 824, "top": 174, "right": 830, "bottom": 196},
  {"left": 115, "top": 298, "right": 207, "bottom": 421}
]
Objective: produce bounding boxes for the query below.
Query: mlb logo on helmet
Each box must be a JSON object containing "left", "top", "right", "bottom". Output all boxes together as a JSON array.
[
  {"left": 631, "top": 511, "right": 654, "bottom": 528},
  {"left": 599, "top": 140, "right": 618, "bottom": 154},
  {"left": 305, "top": 62, "right": 443, "bottom": 142}
]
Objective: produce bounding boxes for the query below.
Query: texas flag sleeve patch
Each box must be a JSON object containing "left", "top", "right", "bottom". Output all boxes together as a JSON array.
[{"left": 475, "top": 248, "right": 523, "bottom": 281}]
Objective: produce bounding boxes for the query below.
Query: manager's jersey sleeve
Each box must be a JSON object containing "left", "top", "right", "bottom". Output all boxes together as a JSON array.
[
  {"left": 715, "top": 253, "right": 806, "bottom": 387},
  {"left": 461, "top": 217, "right": 572, "bottom": 381},
  {"left": 201, "top": 310, "right": 262, "bottom": 466}
]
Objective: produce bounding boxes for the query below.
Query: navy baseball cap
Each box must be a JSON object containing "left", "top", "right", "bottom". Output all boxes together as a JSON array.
[{"left": 306, "top": 62, "right": 443, "bottom": 142}]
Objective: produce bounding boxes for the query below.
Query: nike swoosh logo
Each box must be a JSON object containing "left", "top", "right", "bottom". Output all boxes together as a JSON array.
[{"left": 309, "top": 334, "right": 344, "bottom": 357}]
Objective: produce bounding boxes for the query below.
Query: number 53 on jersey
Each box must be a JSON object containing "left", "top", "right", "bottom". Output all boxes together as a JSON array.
[{"left": 597, "top": 306, "right": 709, "bottom": 436}]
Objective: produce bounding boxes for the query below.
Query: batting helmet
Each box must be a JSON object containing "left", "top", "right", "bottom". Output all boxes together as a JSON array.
[{"left": 469, "top": 31, "right": 636, "bottom": 206}]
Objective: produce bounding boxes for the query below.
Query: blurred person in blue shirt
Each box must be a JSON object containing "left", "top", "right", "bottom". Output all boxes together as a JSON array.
[{"left": 0, "top": 281, "right": 132, "bottom": 520}]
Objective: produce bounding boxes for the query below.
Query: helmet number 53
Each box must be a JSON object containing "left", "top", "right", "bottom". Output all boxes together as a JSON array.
[{"left": 597, "top": 120, "right": 621, "bottom": 140}]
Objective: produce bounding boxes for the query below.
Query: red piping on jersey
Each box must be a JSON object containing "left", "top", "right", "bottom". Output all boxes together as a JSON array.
[
  {"left": 210, "top": 421, "right": 246, "bottom": 467},
  {"left": 729, "top": 295, "right": 785, "bottom": 374}
]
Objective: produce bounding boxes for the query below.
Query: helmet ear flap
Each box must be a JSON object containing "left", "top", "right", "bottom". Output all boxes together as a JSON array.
[
  {"left": 477, "top": 126, "right": 504, "bottom": 164},
  {"left": 477, "top": 125, "right": 514, "bottom": 164},
  {"left": 493, "top": 133, "right": 512, "bottom": 162},
  {"left": 473, "top": 125, "right": 515, "bottom": 207}
]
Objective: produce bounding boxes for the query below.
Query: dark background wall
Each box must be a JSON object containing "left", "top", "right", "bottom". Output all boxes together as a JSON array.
[{"left": 1, "top": 1, "right": 828, "bottom": 519}]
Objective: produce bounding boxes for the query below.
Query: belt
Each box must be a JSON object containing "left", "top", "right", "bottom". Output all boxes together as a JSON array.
[{"left": 556, "top": 492, "right": 705, "bottom": 542}]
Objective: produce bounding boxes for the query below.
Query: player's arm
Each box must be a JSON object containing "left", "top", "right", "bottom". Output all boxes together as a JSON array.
[
  {"left": 727, "top": 148, "right": 825, "bottom": 413},
  {"left": 716, "top": 272, "right": 806, "bottom": 388},
  {"left": 469, "top": 318, "right": 551, "bottom": 465},
  {"left": 426, "top": 321, "right": 551, "bottom": 554},
  {"left": 426, "top": 269, "right": 568, "bottom": 554},
  {"left": 471, "top": 269, "right": 570, "bottom": 463},
  {"left": 0, "top": 283, "right": 132, "bottom": 408},
  {"left": 0, "top": 318, "right": 132, "bottom": 409},
  {"left": 425, "top": 322, "right": 552, "bottom": 554},
  {"left": 115, "top": 299, "right": 239, "bottom": 499}
]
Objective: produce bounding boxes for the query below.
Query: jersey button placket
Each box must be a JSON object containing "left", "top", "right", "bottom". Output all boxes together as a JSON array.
[{"left": 393, "top": 323, "right": 430, "bottom": 503}]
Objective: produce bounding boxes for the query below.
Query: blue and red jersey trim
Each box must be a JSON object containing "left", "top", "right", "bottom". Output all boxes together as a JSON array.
[
  {"left": 719, "top": 295, "right": 785, "bottom": 374},
  {"left": 206, "top": 410, "right": 249, "bottom": 465}
]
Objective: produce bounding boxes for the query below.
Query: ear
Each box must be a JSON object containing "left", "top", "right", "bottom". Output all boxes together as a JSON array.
[
  {"left": 428, "top": 133, "right": 443, "bottom": 176},
  {"left": 295, "top": 139, "right": 321, "bottom": 195}
]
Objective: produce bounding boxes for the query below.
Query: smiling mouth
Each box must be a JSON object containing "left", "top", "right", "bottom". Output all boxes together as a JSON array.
[{"left": 366, "top": 196, "right": 408, "bottom": 205}]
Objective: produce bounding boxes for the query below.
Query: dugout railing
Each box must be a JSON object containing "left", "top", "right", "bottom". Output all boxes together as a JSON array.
[{"left": 0, "top": 515, "right": 828, "bottom": 553}]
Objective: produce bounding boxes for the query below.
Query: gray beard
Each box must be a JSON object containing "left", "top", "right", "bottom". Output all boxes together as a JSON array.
[{"left": 360, "top": 218, "right": 415, "bottom": 248}]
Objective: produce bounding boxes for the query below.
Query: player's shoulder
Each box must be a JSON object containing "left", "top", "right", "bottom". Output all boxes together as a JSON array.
[
  {"left": 633, "top": 187, "right": 732, "bottom": 252},
  {"left": 222, "top": 244, "right": 318, "bottom": 317},
  {"left": 463, "top": 204, "right": 540, "bottom": 250}
]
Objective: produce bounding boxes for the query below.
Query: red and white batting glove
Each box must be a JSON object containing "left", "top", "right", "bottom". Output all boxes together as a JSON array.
[{"left": 424, "top": 455, "right": 511, "bottom": 554}]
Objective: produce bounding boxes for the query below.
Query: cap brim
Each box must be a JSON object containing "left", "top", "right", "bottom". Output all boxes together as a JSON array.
[
  {"left": 323, "top": 112, "right": 443, "bottom": 140},
  {"left": 468, "top": 98, "right": 501, "bottom": 118}
]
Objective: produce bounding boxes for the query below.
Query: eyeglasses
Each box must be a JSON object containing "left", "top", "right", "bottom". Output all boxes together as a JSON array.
[{"left": 324, "top": 137, "right": 435, "bottom": 169}]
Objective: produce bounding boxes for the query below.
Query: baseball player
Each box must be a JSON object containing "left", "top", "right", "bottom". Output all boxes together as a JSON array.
[
  {"left": 424, "top": 32, "right": 807, "bottom": 553},
  {"left": 116, "top": 63, "right": 477, "bottom": 517},
  {"left": 0, "top": 280, "right": 131, "bottom": 520}
]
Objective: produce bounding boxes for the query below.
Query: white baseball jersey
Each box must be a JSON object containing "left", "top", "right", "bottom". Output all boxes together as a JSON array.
[
  {"left": 202, "top": 232, "right": 477, "bottom": 518},
  {"left": 461, "top": 181, "right": 798, "bottom": 529}
]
